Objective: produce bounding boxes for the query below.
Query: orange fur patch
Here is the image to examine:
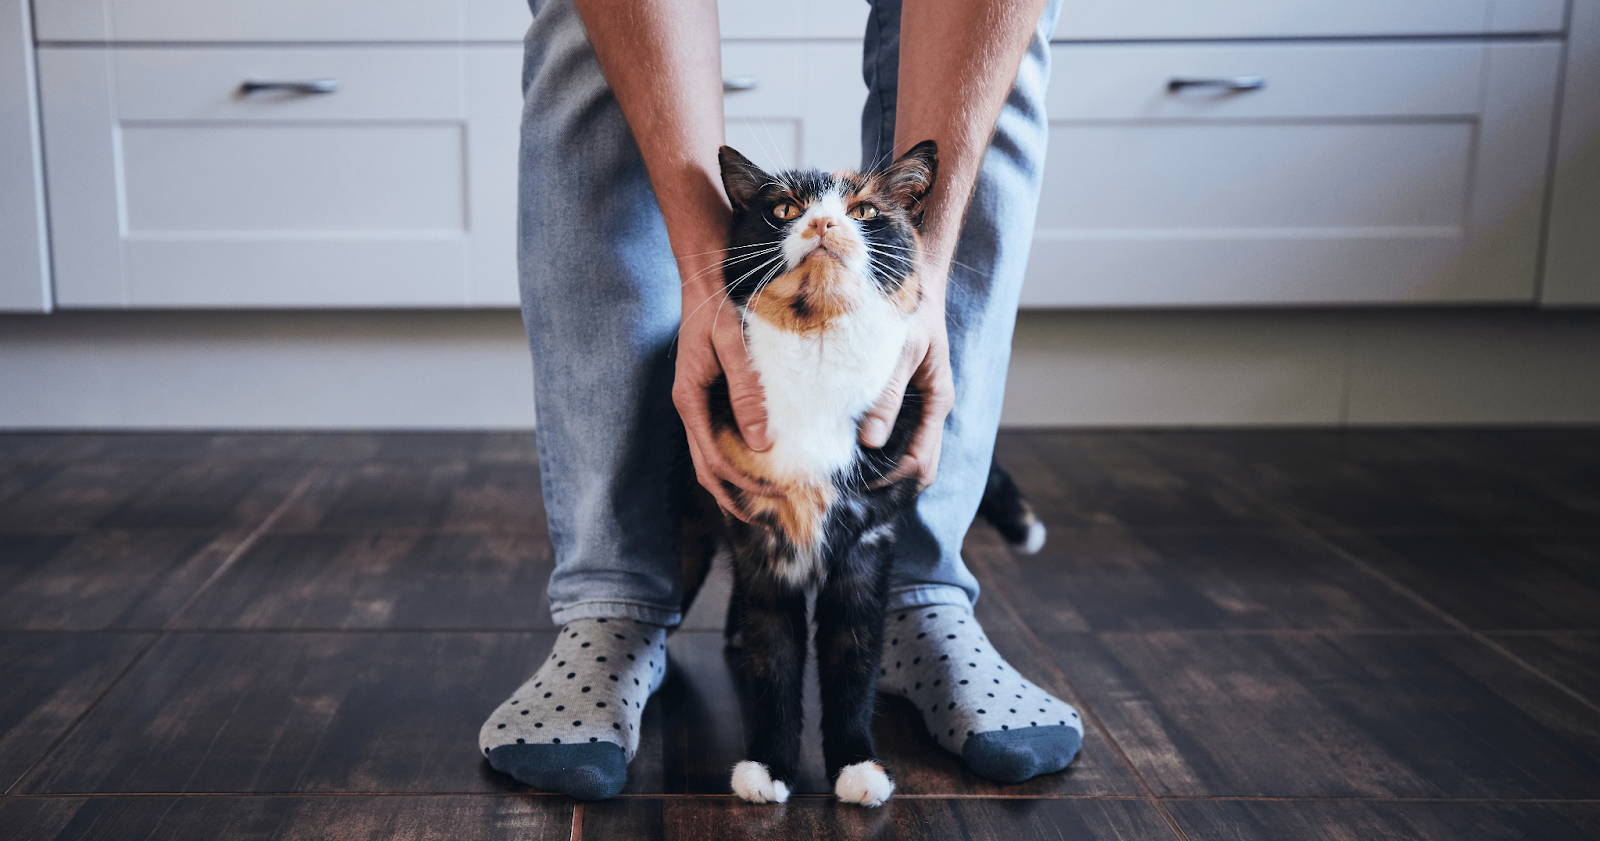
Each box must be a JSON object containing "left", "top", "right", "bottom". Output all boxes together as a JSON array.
[
  {"left": 747, "top": 254, "right": 859, "bottom": 338},
  {"left": 716, "top": 428, "right": 835, "bottom": 551}
]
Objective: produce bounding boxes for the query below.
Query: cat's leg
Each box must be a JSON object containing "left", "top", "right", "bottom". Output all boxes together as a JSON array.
[
  {"left": 815, "top": 530, "right": 896, "bottom": 807},
  {"left": 729, "top": 567, "right": 808, "bottom": 804}
]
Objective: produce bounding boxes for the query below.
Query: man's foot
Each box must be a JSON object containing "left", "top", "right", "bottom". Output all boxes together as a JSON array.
[
  {"left": 879, "top": 607, "right": 1082, "bottom": 783},
  {"left": 479, "top": 617, "right": 667, "bottom": 800}
]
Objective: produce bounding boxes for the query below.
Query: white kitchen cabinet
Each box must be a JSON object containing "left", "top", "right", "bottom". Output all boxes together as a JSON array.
[
  {"left": 1024, "top": 40, "right": 1563, "bottom": 306},
  {"left": 1, "top": 0, "right": 50, "bottom": 312},
  {"left": 1054, "top": 0, "right": 1566, "bottom": 40},
  {"left": 40, "top": 46, "right": 523, "bottom": 308},
  {"left": 721, "top": 42, "right": 869, "bottom": 173},
  {"left": 33, "top": 0, "right": 529, "bottom": 42}
]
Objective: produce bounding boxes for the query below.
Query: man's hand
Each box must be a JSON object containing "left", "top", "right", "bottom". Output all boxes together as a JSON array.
[
  {"left": 858, "top": 291, "right": 955, "bottom": 489},
  {"left": 674, "top": 273, "right": 774, "bottom": 521}
]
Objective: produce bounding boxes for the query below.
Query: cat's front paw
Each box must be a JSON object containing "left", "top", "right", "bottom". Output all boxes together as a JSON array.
[
  {"left": 834, "top": 760, "right": 894, "bottom": 807},
  {"left": 731, "top": 760, "right": 791, "bottom": 804}
]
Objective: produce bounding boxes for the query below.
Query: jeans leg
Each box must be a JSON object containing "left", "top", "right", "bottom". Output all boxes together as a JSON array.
[
  {"left": 861, "top": 0, "right": 1064, "bottom": 611},
  {"left": 520, "top": 0, "right": 687, "bottom": 626}
]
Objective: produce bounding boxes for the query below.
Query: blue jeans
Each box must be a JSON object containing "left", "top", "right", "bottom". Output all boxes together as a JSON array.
[{"left": 519, "top": 0, "right": 1062, "bottom": 627}]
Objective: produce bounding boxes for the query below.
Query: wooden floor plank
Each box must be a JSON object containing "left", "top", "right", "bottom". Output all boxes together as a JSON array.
[
  {"left": 964, "top": 524, "right": 1445, "bottom": 633},
  {"left": 0, "top": 459, "right": 309, "bottom": 533},
  {"left": 1129, "top": 430, "right": 1599, "bottom": 534},
  {"left": 0, "top": 633, "right": 153, "bottom": 791},
  {"left": 174, "top": 531, "right": 556, "bottom": 630},
  {"left": 992, "top": 432, "right": 1283, "bottom": 532},
  {"left": 1315, "top": 531, "right": 1600, "bottom": 631},
  {"left": 0, "top": 531, "right": 247, "bottom": 630},
  {"left": 1491, "top": 633, "right": 1600, "bottom": 707},
  {"left": 0, "top": 795, "right": 572, "bottom": 841},
  {"left": 1039, "top": 631, "right": 1600, "bottom": 799},
  {"left": 17, "top": 631, "right": 557, "bottom": 794},
  {"left": 1167, "top": 799, "right": 1600, "bottom": 841},
  {"left": 267, "top": 460, "right": 547, "bottom": 534},
  {"left": 580, "top": 796, "right": 1176, "bottom": 841}
]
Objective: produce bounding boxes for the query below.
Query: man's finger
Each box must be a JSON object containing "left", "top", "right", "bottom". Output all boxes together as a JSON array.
[
  {"left": 859, "top": 345, "right": 919, "bottom": 449},
  {"left": 686, "top": 432, "right": 754, "bottom": 523},
  {"left": 718, "top": 335, "right": 772, "bottom": 453},
  {"left": 674, "top": 384, "right": 777, "bottom": 501}
]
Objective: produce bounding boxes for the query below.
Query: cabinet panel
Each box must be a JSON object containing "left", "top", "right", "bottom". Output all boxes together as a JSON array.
[
  {"left": 1023, "top": 41, "right": 1562, "bottom": 307},
  {"left": 720, "top": 42, "right": 867, "bottom": 173},
  {"left": 1542, "top": 0, "right": 1600, "bottom": 305},
  {"left": 719, "top": 0, "right": 869, "bottom": 40},
  {"left": 40, "top": 45, "right": 523, "bottom": 309},
  {"left": 1053, "top": 0, "right": 1565, "bottom": 40},
  {"left": 1, "top": 0, "right": 49, "bottom": 312},
  {"left": 1048, "top": 42, "right": 1485, "bottom": 120},
  {"left": 34, "top": 0, "right": 529, "bottom": 42},
  {"left": 110, "top": 48, "right": 464, "bottom": 121}
]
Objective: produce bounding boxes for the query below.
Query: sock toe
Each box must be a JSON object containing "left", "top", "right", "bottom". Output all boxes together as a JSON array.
[
  {"left": 961, "top": 725, "right": 1082, "bottom": 784},
  {"left": 487, "top": 742, "right": 628, "bottom": 801}
]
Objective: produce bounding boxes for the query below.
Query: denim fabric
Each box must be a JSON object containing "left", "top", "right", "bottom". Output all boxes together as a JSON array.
[{"left": 519, "top": 0, "right": 1062, "bottom": 626}]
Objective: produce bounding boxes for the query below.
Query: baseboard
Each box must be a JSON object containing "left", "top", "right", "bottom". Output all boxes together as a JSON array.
[{"left": 2, "top": 307, "right": 1598, "bottom": 429}]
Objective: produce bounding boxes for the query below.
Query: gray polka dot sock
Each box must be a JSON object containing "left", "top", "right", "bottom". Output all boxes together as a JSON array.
[
  {"left": 880, "top": 606, "right": 1082, "bottom": 783},
  {"left": 479, "top": 617, "right": 667, "bottom": 800}
]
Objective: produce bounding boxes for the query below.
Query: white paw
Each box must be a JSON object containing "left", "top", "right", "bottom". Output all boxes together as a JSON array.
[
  {"left": 731, "top": 760, "right": 790, "bottom": 804},
  {"left": 1020, "top": 518, "right": 1046, "bottom": 554},
  {"left": 834, "top": 761, "right": 894, "bottom": 807}
]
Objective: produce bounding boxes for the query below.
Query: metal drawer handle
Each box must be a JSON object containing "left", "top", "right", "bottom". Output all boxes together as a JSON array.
[
  {"left": 722, "top": 76, "right": 758, "bottom": 93},
  {"left": 1167, "top": 76, "right": 1265, "bottom": 93},
  {"left": 239, "top": 79, "right": 339, "bottom": 96}
]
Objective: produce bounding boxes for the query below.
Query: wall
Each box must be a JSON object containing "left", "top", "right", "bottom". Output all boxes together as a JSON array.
[{"left": 3, "top": 308, "right": 1597, "bottom": 429}]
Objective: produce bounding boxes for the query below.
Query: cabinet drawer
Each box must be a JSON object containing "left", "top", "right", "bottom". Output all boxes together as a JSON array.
[
  {"left": 1049, "top": 42, "right": 1484, "bottom": 120},
  {"left": 719, "top": 0, "right": 869, "bottom": 40},
  {"left": 34, "top": 0, "right": 529, "bottom": 42},
  {"left": 40, "top": 46, "right": 523, "bottom": 308},
  {"left": 1024, "top": 41, "right": 1563, "bottom": 306},
  {"left": 110, "top": 48, "right": 465, "bottom": 121},
  {"left": 1053, "top": 0, "right": 1566, "bottom": 40},
  {"left": 720, "top": 42, "right": 866, "bottom": 173}
]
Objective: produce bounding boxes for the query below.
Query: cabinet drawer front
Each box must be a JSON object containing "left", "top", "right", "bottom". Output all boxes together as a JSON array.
[
  {"left": 111, "top": 49, "right": 464, "bottom": 122},
  {"left": 1026, "top": 41, "right": 1563, "bottom": 306},
  {"left": 1054, "top": 0, "right": 1565, "bottom": 39},
  {"left": 720, "top": 42, "right": 868, "bottom": 173},
  {"left": 41, "top": 45, "right": 525, "bottom": 308},
  {"left": 35, "top": 0, "right": 529, "bottom": 42},
  {"left": 1049, "top": 42, "right": 1484, "bottom": 121},
  {"left": 719, "top": 0, "right": 869, "bottom": 40}
]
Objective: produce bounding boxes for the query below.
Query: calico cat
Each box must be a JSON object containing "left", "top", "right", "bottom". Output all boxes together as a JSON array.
[{"left": 682, "top": 141, "right": 1043, "bottom": 808}]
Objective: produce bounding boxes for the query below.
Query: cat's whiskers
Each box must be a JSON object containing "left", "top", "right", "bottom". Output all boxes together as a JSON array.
[
  {"left": 672, "top": 251, "right": 784, "bottom": 349},
  {"left": 678, "top": 246, "right": 786, "bottom": 289}
]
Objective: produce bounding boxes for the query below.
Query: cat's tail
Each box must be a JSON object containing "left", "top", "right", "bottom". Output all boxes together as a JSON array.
[{"left": 977, "top": 461, "right": 1046, "bottom": 554}]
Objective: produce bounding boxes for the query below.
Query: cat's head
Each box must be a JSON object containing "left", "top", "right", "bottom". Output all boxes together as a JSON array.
[{"left": 717, "top": 141, "right": 937, "bottom": 334}]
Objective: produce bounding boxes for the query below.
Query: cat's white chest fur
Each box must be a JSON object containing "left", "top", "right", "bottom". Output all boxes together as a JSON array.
[{"left": 744, "top": 295, "right": 910, "bottom": 483}]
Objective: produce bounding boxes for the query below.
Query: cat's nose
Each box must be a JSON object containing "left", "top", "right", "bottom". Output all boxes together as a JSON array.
[{"left": 808, "top": 216, "right": 837, "bottom": 237}]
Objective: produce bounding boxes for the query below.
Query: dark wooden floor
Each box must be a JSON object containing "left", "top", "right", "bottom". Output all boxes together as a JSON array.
[{"left": 1, "top": 429, "right": 1598, "bottom": 840}]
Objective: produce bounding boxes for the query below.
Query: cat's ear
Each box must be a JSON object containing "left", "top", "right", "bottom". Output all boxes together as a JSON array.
[
  {"left": 880, "top": 140, "right": 938, "bottom": 227},
  {"left": 719, "top": 146, "right": 769, "bottom": 211}
]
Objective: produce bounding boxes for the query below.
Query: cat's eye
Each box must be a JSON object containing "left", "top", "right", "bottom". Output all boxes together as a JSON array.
[
  {"left": 772, "top": 203, "right": 801, "bottom": 221},
  {"left": 848, "top": 203, "right": 879, "bottom": 221}
]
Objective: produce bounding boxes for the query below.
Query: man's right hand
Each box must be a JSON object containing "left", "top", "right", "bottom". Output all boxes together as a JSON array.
[{"left": 674, "top": 272, "right": 774, "bottom": 522}]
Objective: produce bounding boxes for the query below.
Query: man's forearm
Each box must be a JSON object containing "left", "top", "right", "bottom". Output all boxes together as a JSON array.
[
  {"left": 573, "top": 0, "right": 729, "bottom": 296},
  {"left": 896, "top": 0, "right": 1049, "bottom": 298}
]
